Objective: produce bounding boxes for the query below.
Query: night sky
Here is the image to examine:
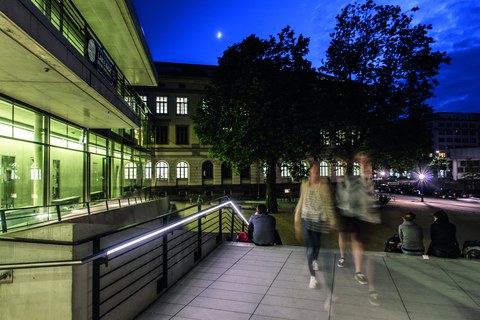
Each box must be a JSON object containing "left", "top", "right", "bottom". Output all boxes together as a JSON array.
[{"left": 132, "top": 0, "right": 480, "bottom": 114}]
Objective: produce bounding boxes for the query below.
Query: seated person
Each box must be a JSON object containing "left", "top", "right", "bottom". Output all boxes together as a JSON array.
[
  {"left": 247, "top": 204, "right": 278, "bottom": 245},
  {"left": 398, "top": 212, "right": 424, "bottom": 255},
  {"left": 427, "top": 210, "right": 460, "bottom": 258}
]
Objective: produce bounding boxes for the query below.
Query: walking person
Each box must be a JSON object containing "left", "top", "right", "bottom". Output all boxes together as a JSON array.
[
  {"left": 335, "top": 173, "right": 380, "bottom": 285},
  {"left": 294, "top": 161, "right": 336, "bottom": 288}
]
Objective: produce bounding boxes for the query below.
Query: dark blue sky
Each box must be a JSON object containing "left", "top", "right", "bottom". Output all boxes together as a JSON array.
[{"left": 133, "top": 0, "right": 480, "bottom": 114}]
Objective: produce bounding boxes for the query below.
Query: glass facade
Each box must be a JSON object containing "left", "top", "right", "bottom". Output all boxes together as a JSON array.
[{"left": 0, "top": 96, "right": 153, "bottom": 209}]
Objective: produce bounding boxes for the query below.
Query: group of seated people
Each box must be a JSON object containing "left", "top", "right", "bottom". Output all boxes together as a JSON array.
[
  {"left": 397, "top": 210, "right": 461, "bottom": 258},
  {"left": 246, "top": 204, "right": 282, "bottom": 246}
]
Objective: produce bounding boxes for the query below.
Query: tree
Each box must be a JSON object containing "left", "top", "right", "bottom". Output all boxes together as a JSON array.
[
  {"left": 320, "top": 0, "right": 450, "bottom": 174},
  {"left": 192, "top": 27, "right": 317, "bottom": 212}
]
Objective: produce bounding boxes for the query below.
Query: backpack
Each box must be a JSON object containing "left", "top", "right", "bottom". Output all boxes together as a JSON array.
[
  {"left": 385, "top": 234, "right": 402, "bottom": 253},
  {"left": 237, "top": 231, "right": 249, "bottom": 243},
  {"left": 462, "top": 240, "right": 480, "bottom": 259}
]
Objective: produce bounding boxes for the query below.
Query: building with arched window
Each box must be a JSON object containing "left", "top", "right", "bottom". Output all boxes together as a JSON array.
[{"left": 133, "top": 62, "right": 374, "bottom": 199}]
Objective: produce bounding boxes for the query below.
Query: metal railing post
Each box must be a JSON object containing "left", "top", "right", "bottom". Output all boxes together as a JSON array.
[
  {"left": 1, "top": 210, "right": 7, "bottom": 232},
  {"left": 230, "top": 210, "right": 235, "bottom": 240},
  {"left": 196, "top": 215, "right": 203, "bottom": 262},
  {"left": 217, "top": 208, "right": 223, "bottom": 243},
  {"left": 56, "top": 205, "right": 62, "bottom": 221},
  {"left": 92, "top": 238, "right": 101, "bottom": 320}
]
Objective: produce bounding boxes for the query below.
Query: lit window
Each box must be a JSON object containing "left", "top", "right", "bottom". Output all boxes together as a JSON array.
[
  {"left": 156, "top": 96, "right": 168, "bottom": 114},
  {"left": 125, "top": 162, "right": 137, "bottom": 179},
  {"left": 336, "top": 161, "right": 345, "bottom": 176},
  {"left": 353, "top": 162, "right": 360, "bottom": 176},
  {"left": 177, "top": 161, "right": 188, "bottom": 179},
  {"left": 319, "top": 160, "right": 330, "bottom": 177},
  {"left": 335, "top": 130, "right": 345, "bottom": 145},
  {"left": 176, "top": 97, "right": 188, "bottom": 115},
  {"left": 30, "top": 162, "right": 41, "bottom": 180},
  {"left": 145, "top": 162, "right": 152, "bottom": 180},
  {"left": 320, "top": 130, "right": 330, "bottom": 146},
  {"left": 156, "top": 161, "right": 169, "bottom": 180},
  {"left": 281, "top": 162, "right": 291, "bottom": 178}
]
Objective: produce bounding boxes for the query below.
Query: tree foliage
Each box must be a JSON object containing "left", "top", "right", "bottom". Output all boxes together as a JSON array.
[
  {"left": 320, "top": 0, "right": 450, "bottom": 172},
  {"left": 192, "top": 26, "right": 317, "bottom": 211}
]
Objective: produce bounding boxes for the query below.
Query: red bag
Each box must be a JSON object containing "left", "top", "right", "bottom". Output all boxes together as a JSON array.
[{"left": 237, "top": 231, "right": 249, "bottom": 243}]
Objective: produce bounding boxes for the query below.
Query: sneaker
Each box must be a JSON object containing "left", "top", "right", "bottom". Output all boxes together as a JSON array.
[
  {"left": 312, "top": 260, "right": 319, "bottom": 271},
  {"left": 309, "top": 276, "right": 318, "bottom": 289},
  {"left": 354, "top": 272, "right": 368, "bottom": 285},
  {"left": 337, "top": 257, "right": 345, "bottom": 268},
  {"left": 369, "top": 291, "right": 380, "bottom": 306}
]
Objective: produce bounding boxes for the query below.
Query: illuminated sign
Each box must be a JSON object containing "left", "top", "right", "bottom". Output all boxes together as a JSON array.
[{"left": 86, "top": 34, "right": 118, "bottom": 89}]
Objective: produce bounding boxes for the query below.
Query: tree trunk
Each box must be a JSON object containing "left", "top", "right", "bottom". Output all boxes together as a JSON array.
[{"left": 265, "top": 158, "right": 278, "bottom": 213}]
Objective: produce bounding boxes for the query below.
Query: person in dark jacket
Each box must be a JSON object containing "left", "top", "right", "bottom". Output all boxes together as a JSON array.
[
  {"left": 248, "top": 204, "right": 277, "bottom": 246},
  {"left": 427, "top": 210, "right": 460, "bottom": 258}
]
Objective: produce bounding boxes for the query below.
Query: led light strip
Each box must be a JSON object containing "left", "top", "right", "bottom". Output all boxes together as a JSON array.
[{"left": 106, "top": 201, "right": 248, "bottom": 256}]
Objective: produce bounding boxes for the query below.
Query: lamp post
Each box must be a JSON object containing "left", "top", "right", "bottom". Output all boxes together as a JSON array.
[{"left": 419, "top": 173, "right": 425, "bottom": 202}]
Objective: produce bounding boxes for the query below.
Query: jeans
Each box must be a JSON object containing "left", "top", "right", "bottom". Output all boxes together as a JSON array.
[
  {"left": 302, "top": 219, "right": 322, "bottom": 276},
  {"left": 401, "top": 247, "right": 424, "bottom": 256}
]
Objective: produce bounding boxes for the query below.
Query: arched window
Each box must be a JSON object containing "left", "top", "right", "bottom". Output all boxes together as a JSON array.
[
  {"left": 145, "top": 162, "right": 152, "bottom": 180},
  {"left": 240, "top": 166, "right": 250, "bottom": 179},
  {"left": 125, "top": 162, "right": 137, "bottom": 179},
  {"left": 202, "top": 161, "right": 213, "bottom": 179},
  {"left": 176, "top": 161, "right": 188, "bottom": 179},
  {"left": 319, "top": 160, "right": 330, "bottom": 177},
  {"left": 336, "top": 161, "right": 346, "bottom": 176},
  {"left": 280, "top": 161, "right": 290, "bottom": 178},
  {"left": 221, "top": 162, "right": 232, "bottom": 179},
  {"left": 156, "top": 161, "right": 169, "bottom": 180},
  {"left": 353, "top": 162, "right": 360, "bottom": 176}
]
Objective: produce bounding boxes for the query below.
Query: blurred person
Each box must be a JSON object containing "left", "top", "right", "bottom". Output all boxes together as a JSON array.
[
  {"left": 248, "top": 204, "right": 279, "bottom": 246},
  {"left": 294, "top": 161, "right": 336, "bottom": 289},
  {"left": 398, "top": 212, "right": 424, "bottom": 256},
  {"left": 427, "top": 210, "right": 461, "bottom": 258},
  {"left": 335, "top": 169, "right": 381, "bottom": 284}
]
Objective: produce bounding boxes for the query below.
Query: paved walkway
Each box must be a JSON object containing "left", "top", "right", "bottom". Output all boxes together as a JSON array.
[{"left": 136, "top": 242, "right": 480, "bottom": 320}]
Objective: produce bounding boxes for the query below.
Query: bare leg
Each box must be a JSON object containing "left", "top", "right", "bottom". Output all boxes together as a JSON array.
[
  {"left": 338, "top": 232, "right": 346, "bottom": 259},
  {"left": 351, "top": 232, "right": 363, "bottom": 274}
]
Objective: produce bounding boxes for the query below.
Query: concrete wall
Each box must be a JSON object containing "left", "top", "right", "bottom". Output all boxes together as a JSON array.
[{"left": 0, "top": 198, "right": 171, "bottom": 320}]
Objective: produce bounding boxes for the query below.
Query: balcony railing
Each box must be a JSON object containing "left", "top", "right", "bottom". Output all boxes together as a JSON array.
[{"left": 30, "top": 0, "right": 149, "bottom": 118}]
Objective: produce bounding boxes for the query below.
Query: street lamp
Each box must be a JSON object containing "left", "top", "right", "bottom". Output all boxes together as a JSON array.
[{"left": 419, "top": 173, "right": 425, "bottom": 202}]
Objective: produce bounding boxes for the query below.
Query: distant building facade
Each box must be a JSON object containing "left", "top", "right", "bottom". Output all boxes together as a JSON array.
[
  {"left": 425, "top": 113, "right": 480, "bottom": 182},
  {"left": 135, "top": 62, "right": 372, "bottom": 199},
  {"left": 426, "top": 112, "right": 480, "bottom": 154}
]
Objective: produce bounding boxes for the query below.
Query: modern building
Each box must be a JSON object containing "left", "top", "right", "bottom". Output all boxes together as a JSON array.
[
  {"left": 0, "top": 0, "right": 158, "bottom": 210},
  {"left": 426, "top": 112, "right": 480, "bottom": 154},
  {"left": 449, "top": 147, "right": 480, "bottom": 182}
]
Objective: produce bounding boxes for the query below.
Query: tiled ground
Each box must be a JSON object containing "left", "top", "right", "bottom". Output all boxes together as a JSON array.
[{"left": 136, "top": 242, "right": 480, "bottom": 320}]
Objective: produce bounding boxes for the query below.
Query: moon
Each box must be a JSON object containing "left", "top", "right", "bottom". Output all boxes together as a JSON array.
[{"left": 216, "top": 31, "right": 222, "bottom": 39}]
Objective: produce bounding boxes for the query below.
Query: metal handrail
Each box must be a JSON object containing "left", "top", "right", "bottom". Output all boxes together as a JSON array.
[
  {"left": 0, "top": 193, "right": 158, "bottom": 233},
  {"left": 0, "top": 199, "right": 248, "bottom": 270}
]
